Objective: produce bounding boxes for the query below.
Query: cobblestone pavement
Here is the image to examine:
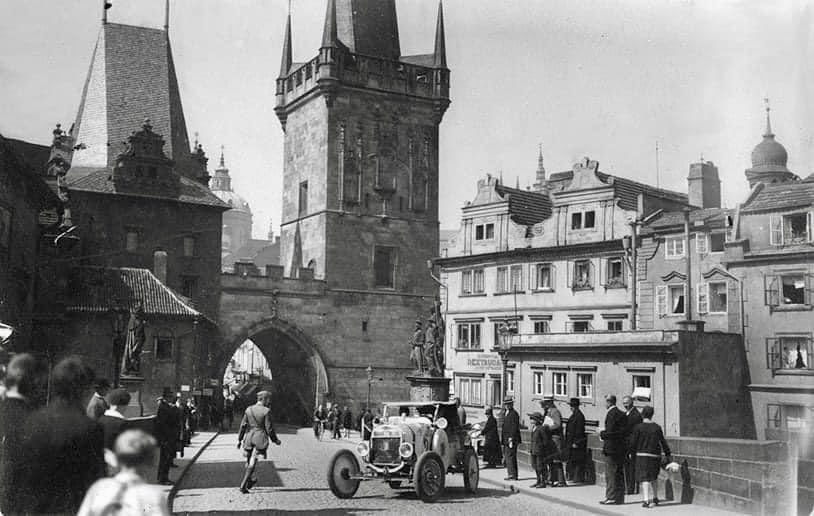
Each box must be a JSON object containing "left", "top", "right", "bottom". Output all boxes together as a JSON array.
[{"left": 172, "top": 427, "right": 594, "bottom": 515}]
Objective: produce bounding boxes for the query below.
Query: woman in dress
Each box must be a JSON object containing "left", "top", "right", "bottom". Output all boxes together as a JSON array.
[
  {"left": 629, "top": 405, "right": 671, "bottom": 508},
  {"left": 481, "top": 406, "right": 502, "bottom": 468}
]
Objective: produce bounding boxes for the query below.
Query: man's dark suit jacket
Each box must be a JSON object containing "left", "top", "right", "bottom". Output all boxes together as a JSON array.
[
  {"left": 98, "top": 413, "right": 128, "bottom": 450},
  {"left": 600, "top": 406, "right": 628, "bottom": 457},
  {"left": 155, "top": 399, "right": 178, "bottom": 446},
  {"left": 565, "top": 409, "right": 587, "bottom": 449},
  {"left": 624, "top": 407, "right": 643, "bottom": 449},
  {"left": 10, "top": 400, "right": 105, "bottom": 514},
  {"left": 501, "top": 408, "right": 521, "bottom": 445}
]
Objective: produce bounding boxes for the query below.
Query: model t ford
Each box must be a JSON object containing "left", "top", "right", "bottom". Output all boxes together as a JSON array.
[{"left": 326, "top": 400, "right": 480, "bottom": 502}]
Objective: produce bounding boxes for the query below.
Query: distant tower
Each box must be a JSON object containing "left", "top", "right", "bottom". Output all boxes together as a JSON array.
[
  {"left": 687, "top": 160, "right": 721, "bottom": 209},
  {"left": 745, "top": 99, "right": 797, "bottom": 188},
  {"left": 274, "top": 0, "right": 450, "bottom": 290},
  {"left": 210, "top": 147, "right": 253, "bottom": 269},
  {"left": 532, "top": 144, "right": 546, "bottom": 192}
]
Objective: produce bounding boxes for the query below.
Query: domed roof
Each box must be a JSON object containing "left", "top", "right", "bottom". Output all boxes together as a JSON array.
[
  {"left": 751, "top": 134, "right": 788, "bottom": 169},
  {"left": 208, "top": 147, "right": 252, "bottom": 214},
  {"left": 212, "top": 189, "right": 252, "bottom": 213}
]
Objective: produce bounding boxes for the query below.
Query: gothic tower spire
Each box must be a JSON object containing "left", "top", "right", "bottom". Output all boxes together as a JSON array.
[
  {"left": 533, "top": 144, "right": 546, "bottom": 192},
  {"left": 321, "top": 0, "right": 338, "bottom": 49},
  {"left": 164, "top": 0, "right": 169, "bottom": 32},
  {"left": 279, "top": 3, "right": 293, "bottom": 78},
  {"left": 433, "top": 0, "right": 447, "bottom": 68}
]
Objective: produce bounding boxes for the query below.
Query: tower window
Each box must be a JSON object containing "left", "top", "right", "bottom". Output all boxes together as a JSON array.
[
  {"left": 374, "top": 246, "right": 397, "bottom": 288},
  {"left": 181, "top": 275, "right": 198, "bottom": 298},
  {"left": 298, "top": 181, "right": 308, "bottom": 216},
  {"left": 125, "top": 229, "right": 139, "bottom": 252},
  {"left": 183, "top": 236, "right": 196, "bottom": 257}
]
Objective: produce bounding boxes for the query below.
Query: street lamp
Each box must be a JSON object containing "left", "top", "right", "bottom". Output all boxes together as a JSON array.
[
  {"left": 497, "top": 320, "right": 516, "bottom": 400},
  {"left": 366, "top": 364, "right": 373, "bottom": 409}
]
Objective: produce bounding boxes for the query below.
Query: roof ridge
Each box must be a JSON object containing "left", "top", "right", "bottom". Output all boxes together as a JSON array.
[{"left": 105, "top": 21, "right": 166, "bottom": 34}]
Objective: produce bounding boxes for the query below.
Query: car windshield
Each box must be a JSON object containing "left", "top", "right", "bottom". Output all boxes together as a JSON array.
[{"left": 383, "top": 404, "right": 437, "bottom": 420}]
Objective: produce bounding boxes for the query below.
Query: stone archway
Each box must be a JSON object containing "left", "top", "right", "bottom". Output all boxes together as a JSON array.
[{"left": 215, "top": 317, "right": 329, "bottom": 426}]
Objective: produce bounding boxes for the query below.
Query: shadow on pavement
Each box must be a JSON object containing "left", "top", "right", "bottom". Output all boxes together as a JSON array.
[
  {"left": 176, "top": 459, "right": 285, "bottom": 489},
  {"left": 176, "top": 510, "right": 382, "bottom": 515}
]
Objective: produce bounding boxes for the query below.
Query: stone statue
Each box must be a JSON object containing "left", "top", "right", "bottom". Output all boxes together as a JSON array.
[
  {"left": 409, "top": 319, "right": 425, "bottom": 373},
  {"left": 122, "top": 303, "right": 146, "bottom": 376},
  {"left": 422, "top": 300, "right": 446, "bottom": 376}
]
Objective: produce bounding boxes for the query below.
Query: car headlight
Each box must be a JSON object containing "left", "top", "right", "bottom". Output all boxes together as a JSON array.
[
  {"left": 356, "top": 441, "right": 370, "bottom": 458},
  {"left": 398, "top": 442, "right": 414, "bottom": 459},
  {"left": 435, "top": 417, "right": 448, "bottom": 430}
]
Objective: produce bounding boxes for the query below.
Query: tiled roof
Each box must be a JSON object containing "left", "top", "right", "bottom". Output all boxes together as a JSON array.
[
  {"left": 0, "top": 135, "right": 60, "bottom": 205},
  {"left": 741, "top": 180, "right": 814, "bottom": 212},
  {"left": 66, "top": 266, "right": 200, "bottom": 318},
  {"left": 494, "top": 184, "right": 551, "bottom": 226},
  {"left": 71, "top": 23, "right": 191, "bottom": 173},
  {"left": 641, "top": 207, "right": 732, "bottom": 234},
  {"left": 548, "top": 170, "right": 688, "bottom": 211},
  {"left": 401, "top": 54, "right": 435, "bottom": 67},
  {"left": 67, "top": 168, "right": 229, "bottom": 209}
]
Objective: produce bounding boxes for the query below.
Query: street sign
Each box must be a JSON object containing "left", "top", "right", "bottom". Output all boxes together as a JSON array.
[{"left": 181, "top": 384, "right": 190, "bottom": 392}]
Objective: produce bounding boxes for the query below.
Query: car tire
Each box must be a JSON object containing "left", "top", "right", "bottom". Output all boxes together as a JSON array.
[
  {"left": 463, "top": 447, "right": 479, "bottom": 494},
  {"left": 388, "top": 481, "right": 403, "bottom": 489},
  {"left": 414, "top": 451, "right": 445, "bottom": 503},
  {"left": 327, "top": 449, "right": 361, "bottom": 499}
]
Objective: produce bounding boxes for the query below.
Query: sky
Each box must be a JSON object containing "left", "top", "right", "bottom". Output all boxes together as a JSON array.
[{"left": 3, "top": 0, "right": 814, "bottom": 237}]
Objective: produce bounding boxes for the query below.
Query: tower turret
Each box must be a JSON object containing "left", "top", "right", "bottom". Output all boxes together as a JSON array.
[{"left": 745, "top": 99, "right": 797, "bottom": 188}]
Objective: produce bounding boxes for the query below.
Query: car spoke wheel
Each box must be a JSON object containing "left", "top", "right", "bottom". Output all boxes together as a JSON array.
[
  {"left": 414, "top": 451, "right": 445, "bottom": 502},
  {"left": 463, "top": 448, "right": 479, "bottom": 494},
  {"left": 327, "top": 449, "right": 361, "bottom": 499}
]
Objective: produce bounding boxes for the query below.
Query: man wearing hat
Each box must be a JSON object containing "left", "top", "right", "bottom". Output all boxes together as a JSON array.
[
  {"left": 565, "top": 397, "right": 587, "bottom": 483},
  {"left": 155, "top": 387, "right": 178, "bottom": 485},
  {"left": 501, "top": 397, "right": 521, "bottom": 480},
  {"left": 528, "top": 411, "right": 554, "bottom": 488},
  {"left": 540, "top": 395, "right": 566, "bottom": 487}
]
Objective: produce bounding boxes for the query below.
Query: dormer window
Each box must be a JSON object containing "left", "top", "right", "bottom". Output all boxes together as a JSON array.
[
  {"left": 571, "top": 210, "right": 596, "bottom": 230},
  {"left": 475, "top": 223, "right": 494, "bottom": 241}
]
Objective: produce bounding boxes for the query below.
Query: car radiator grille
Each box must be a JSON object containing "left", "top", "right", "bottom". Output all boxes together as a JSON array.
[{"left": 371, "top": 437, "right": 401, "bottom": 464}]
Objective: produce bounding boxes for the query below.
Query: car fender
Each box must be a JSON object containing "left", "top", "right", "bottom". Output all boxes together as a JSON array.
[{"left": 431, "top": 428, "right": 451, "bottom": 470}]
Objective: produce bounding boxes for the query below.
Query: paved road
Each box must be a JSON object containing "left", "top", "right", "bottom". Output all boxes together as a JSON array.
[{"left": 172, "top": 427, "right": 594, "bottom": 515}]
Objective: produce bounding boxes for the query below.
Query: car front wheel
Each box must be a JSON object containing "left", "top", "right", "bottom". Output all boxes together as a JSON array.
[
  {"left": 463, "top": 447, "right": 479, "bottom": 493},
  {"left": 414, "top": 451, "right": 445, "bottom": 502},
  {"left": 327, "top": 449, "right": 361, "bottom": 499}
]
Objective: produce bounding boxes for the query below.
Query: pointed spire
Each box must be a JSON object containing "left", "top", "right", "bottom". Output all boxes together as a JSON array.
[
  {"left": 219, "top": 145, "right": 225, "bottom": 168},
  {"left": 515, "top": 176, "right": 520, "bottom": 189},
  {"left": 279, "top": 2, "right": 293, "bottom": 78},
  {"left": 433, "top": 0, "right": 447, "bottom": 68},
  {"left": 763, "top": 96, "right": 774, "bottom": 137},
  {"left": 164, "top": 0, "right": 169, "bottom": 32},
  {"left": 321, "top": 0, "right": 338, "bottom": 49}
]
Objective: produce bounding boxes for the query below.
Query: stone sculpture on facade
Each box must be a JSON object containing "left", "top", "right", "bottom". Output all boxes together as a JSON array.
[
  {"left": 122, "top": 303, "right": 146, "bottom": 376},
  {"left": 411, "top": 300, "right": 445, "bottom": 377}
]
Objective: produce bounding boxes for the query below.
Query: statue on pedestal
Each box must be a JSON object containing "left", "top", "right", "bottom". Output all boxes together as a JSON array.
[
  {"left": 122, "top": 303, "right": 146, "bottom": 376},
  {"left": 417, "top": 299, "right": 445, "bottom": 377},
  {"left": 409, "top": 319, "right": 425, "bottom": 373}
]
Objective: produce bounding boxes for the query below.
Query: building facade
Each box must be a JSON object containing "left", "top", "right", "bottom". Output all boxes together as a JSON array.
[{"left": 437, "top": 157, "right": 692, "bottom": 422}]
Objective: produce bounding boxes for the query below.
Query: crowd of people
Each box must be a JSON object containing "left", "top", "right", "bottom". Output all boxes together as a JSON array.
[
  {"left": 312, "top": 403, "right": 371, "bottom": 440},
  {"left": 491, "top": 393, "right": 670, "bottom": 508},
  {"left": 0, "top": 353, "right": 200, "bottom": 515}
]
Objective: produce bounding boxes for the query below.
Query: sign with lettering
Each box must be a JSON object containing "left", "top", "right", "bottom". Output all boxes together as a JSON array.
[
  {"left": 181, "top": 385, "right": 190, "bottom": 392},
  {"left": 462, "top": 353, "right": 503, "bottom": 371},
  {"left": 202, "top": 388, "right": 213, "bottom": 396}
]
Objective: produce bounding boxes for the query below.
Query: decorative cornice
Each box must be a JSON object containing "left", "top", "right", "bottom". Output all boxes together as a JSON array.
[{"left": 661, "top": 270, "right": 687, "bottom": 282}]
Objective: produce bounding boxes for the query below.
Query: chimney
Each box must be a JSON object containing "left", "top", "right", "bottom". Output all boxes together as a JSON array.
[{"left": 687, "top": 161, "right": 721, "bottom": 209}]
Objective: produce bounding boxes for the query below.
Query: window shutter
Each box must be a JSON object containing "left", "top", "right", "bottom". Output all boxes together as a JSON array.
[
  {"left": 764, "top": 275, "right": 779, "bottom": 306},
  {"left": 770, "top": 215, "right": 782, "bottom": 246},
  {"left": 697, "top": 283, "right": 708, "bottom": 314},
  {"left": 656, "top": 285, "right": 667, "bottom": 317},
  {"left": 589, "top": 260, "right": 596, "bottom": 288},
  {"left": 808, "top": 212, "right": 813, "bottom": 242},
  {"left": 696, "top": 233, "right": 708, "bottom": 254},
  {"left": 567, "top": 260, "right": 573, "bottom": 289},
  {"left": 529, "top": 263, "right": 537, "bottom": 290},
  {"left": 599, "top": 258, "right": 606, "bottom": 286},
  {"left": 766, "top": 338, "right": 780, "bottom": 371},
  {"left": 550, "top": 263, "right": 557, "bottom": 289},
  {"left": 806, "top": 273, "right": 814, "bottom": 305}
]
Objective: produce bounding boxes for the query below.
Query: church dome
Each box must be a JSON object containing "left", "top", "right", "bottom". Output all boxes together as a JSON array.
[
  {"left": 751, "top": 134, "right": 788, "bottom": 169},
  {"left": 209, "top": 148, "right": 252, "bottom": 214}
]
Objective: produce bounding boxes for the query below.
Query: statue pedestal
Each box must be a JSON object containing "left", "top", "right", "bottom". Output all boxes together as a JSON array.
[
  {"left": 119, "top": 375, "right": 145, "bottom": 417},
  {"left": 406, "top": 375, "right": 451, "bottom": 403}
]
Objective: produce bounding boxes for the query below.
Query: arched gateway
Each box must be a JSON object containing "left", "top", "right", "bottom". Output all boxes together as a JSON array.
[{"left": 215, "top": 316, "right": 329, "bottom": 425}]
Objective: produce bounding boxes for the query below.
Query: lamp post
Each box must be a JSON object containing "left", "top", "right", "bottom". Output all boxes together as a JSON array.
[
  {"left": 497, "top": 320, "right": 515, "bottom": 401},
  {"left": 366, "top": 364, "right": 373, "bottom": 409}
]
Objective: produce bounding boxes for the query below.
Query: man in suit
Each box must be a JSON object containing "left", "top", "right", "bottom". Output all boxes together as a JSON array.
[
  {"left": 565, "top": 397, "right": 587, "bottom": 483},
  {"left": 155, "top": 388, "right": 177, "bottom": 485},
  {"left": 86, "top": 378, "right": 111, "bottom": 420},
  {"left": 501, "top": 397, "right": 521, "bottom": 480},
  {"left": 0, "top": 354, "right": 44, "bottom": 514},
  {"left": 622, "top": 395, "right": 643, "bottom": 495},
  {"left": 599, "top": 394, "right": 627, "bottom": 505},
  {"left": 237, "top": 390, "right": 281, "bottom": 493},
  {"left": 10, "top": 356, "right": 105, "bottom": 514}
]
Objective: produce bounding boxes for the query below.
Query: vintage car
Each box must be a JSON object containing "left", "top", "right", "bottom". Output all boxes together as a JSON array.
[{"left": 327, "top": 400, "right": 479, "bottom": 502}]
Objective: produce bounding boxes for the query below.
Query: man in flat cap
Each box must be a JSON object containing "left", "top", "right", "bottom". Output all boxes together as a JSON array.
[{"left": 501, "top": 397, "right": 521, "bottom": 480}]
